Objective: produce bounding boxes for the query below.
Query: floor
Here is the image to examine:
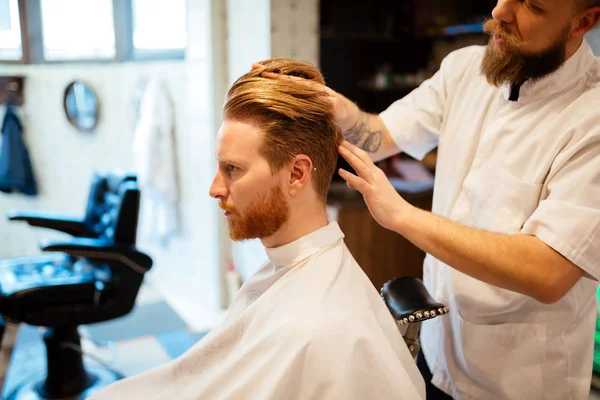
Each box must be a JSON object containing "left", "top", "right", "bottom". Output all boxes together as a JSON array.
[{"left": 0, "top": 282, "right": 209, "bottom": 398}]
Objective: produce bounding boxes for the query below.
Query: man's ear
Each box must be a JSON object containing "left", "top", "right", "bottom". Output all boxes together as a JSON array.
[
  {"left": 572, "top": 7, "right": 600, "bottom": 39},
  {"left": 287, "top": 154, "right": 314, "bottom": 197}
]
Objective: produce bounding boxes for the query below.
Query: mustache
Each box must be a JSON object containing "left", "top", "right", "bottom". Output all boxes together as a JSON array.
[
  {"left": 483, "top": 19, "right": 523, "bottom": 47},
  {"left": 219, "top": 201, "right": 238, "bottom": 214}
]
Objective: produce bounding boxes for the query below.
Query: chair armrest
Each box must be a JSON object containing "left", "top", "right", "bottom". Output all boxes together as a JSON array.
[
  {"left": 381, "top": 276, "right": 449, "bottom": 325},
  {"left": 40, "top": 238, "right": 153, "bottom": 274},
  {"left": 7, "top": 210, "right": 85, "bottom": 236}
]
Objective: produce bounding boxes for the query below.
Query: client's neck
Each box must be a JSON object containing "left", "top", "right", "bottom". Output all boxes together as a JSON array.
[{"left": 261, "top": 202, "right": 329, "bottom": 249}]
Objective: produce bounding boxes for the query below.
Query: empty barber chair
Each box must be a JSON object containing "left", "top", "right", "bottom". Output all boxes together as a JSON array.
[
  {"left": 0, "top": 172, "right": 153, "bottom": 400},
  {"left": 381, "top": 276, "right": 449, "bottom": 359}
]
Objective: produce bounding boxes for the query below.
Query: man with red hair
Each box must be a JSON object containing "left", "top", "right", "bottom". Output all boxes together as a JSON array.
[{"left": 89, "top": 58, "right": 425, "bottom": 400}]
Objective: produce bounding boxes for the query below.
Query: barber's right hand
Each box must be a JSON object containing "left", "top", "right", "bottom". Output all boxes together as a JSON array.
[{"left": 251, "top": 62, "right": 360, "bottom": 132}]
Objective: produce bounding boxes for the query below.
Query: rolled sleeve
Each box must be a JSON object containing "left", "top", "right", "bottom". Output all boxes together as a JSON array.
[
  {"left": 523, "top": 201, "right": 600, "bottom": 280},
  {"left": 379, "top": 46, "right": 477, "bottom": 160},
  {"left": 379, "top": 88, "right": 441, "bottom": 161},
  {"left": 522, "top": 136, "right": 600, "bottom": 280}
]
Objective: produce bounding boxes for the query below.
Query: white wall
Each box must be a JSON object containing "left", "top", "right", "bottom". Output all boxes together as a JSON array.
[
  {"left": 271, "top": 0, "right": 320, "bottom": 67},
  {"left": 227, "top": 0, "right": 271, "bottom": 86}
]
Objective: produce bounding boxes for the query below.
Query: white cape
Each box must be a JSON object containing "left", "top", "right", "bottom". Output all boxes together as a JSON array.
[{"left": 90, "top": 222, "right": 425, "bottom": 399}]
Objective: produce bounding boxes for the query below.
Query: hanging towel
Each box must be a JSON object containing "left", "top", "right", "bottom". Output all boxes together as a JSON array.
[
  {"left": 132, "top": 78, "right": 180, "bottom": 246},
  {"left": 0, "top": 105, "right": 37, "bottom": 196}
]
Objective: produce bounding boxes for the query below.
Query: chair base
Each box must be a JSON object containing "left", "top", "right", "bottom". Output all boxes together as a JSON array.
[
  {"left": 3, "top": 326, "right": 123, "bottom": 399},
  {"left": 4, "top": 365, "right": 121, "bottom": 400}
]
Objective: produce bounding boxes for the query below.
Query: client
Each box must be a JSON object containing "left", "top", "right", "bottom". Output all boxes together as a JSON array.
[{"left": 90, "top": 58, "right": 425, "bottom": 399}]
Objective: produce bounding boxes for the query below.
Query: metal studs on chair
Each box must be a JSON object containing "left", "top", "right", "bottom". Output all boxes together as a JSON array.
[{"left": 399, "top": 306, "right": 451, "bottom": 324}]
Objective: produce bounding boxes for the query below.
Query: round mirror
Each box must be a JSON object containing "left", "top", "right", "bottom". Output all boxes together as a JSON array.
[{"left": 63, "top": 81, "right": 99, "bottom": 132}]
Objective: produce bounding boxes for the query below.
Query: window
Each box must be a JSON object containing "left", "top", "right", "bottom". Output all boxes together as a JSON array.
[
  {"left": 40, "top": 0, "right": 116, "bottom": 61},
  {"left": 0, "top": 0, "right": 187, "bottom": 64},
  {"left": 131, "top": 0, "right": 186, "bottom": 58},
  {"left": 0, "top": 0, "right": 23, "bottom": 60}
]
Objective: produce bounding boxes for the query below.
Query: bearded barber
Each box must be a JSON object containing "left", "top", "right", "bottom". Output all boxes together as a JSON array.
[{"left": 255, "top": 1, "right": 600, "bottom": 399}]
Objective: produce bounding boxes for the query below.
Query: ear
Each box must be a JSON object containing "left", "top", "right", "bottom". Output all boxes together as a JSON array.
[
  {"left": 287, "top": 154, "right": 314, "bottom": 197},
  {"left": 572, "top": 7, "right": 600, "bottom": 39}
]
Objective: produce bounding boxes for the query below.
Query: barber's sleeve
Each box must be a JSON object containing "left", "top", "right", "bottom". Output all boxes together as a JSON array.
[
  {"left": 378, "top": 47, "right": 474, "bottom": 161},
  {"left": 521, "top": 135, "right": 600, "bottom": 280}
]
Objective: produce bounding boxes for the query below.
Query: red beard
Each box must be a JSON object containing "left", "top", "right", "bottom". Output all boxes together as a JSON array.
[{"left": 220, "top": 183, "right": 290, "bottom": 241}]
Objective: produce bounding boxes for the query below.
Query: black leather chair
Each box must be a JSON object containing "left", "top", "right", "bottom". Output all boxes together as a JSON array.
[
  {"left": 381, "top": 276, "right": 449, "bottom": 359},
  {"left": 0, "top": 172, "right": 153, "bottom": 400}
]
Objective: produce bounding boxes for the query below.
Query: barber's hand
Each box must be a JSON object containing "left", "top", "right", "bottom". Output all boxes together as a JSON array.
[
  {"left": 251, "top": 63, "right": 360, "bottom": 132},
  {"left": 338, "top": 141, "right": 412, "bottom": 232}
]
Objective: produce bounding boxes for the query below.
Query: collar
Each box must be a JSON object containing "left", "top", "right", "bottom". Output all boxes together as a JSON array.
[
  {"left": 265, "top": 221, "right": 344, "bottom": 267},
  {"left": 502, "top": 38, "right": 596, "bottom": 104}
]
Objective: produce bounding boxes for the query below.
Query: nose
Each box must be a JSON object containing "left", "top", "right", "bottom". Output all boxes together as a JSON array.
[
  {"left": 209, "top": 171, "right": 228, "bottom": 200},
  {"left": 491, "top": 0, "right": 515, "bottom": 25}
]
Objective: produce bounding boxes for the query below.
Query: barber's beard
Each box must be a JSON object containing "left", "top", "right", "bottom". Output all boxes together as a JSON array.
[
  {"left": 220, "top": 184, "right": 290, "bottom": 241},
  {"left": 480, "top": 19, "right": 570, "bottom": 87}
]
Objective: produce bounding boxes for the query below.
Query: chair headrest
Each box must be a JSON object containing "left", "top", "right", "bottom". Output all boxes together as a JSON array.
[{"left": 83, "top": 172, "right": 140, "bottom": 244}]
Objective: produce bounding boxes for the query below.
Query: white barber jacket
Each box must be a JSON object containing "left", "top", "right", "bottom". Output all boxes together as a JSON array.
[
  {"left": 89, "top": 222, "right": 425, "bottom": 399},
  {"left": 380, "top": 39, "right": 600, "bottom": 399}
]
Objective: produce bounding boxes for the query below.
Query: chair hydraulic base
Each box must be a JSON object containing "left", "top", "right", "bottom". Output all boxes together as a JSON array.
[{"left": 4, "top": 327, "right": 123, "bottom": 400}]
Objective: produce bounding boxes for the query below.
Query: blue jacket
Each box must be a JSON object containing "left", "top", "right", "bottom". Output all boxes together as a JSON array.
[{"left": 0, "top": 105, "right": 37, "bottom": 196}]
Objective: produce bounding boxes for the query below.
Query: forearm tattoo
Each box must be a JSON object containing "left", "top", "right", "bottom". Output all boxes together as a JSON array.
[{"left": 343, "top": 112, "right": 382, "bottom": 153}]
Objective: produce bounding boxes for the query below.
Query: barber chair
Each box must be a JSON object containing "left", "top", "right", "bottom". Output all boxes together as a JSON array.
[
  {"left": 381, "top": 276, "right": 449, "bottom": 359},
  {"left": 0, "top": 172, "right": 153, "bottom": 400}
]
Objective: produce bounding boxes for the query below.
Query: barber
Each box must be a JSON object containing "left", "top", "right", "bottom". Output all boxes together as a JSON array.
[{"left": 255, "top": 1, "right": 600, "bottom": 399}]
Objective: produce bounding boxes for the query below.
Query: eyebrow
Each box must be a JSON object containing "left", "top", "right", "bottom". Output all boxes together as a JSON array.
[{"left": 217, "top": 157, "right": 245, "bottom": 166}]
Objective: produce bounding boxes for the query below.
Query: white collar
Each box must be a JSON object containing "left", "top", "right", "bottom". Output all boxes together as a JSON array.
[
  {"left": 501, "top": 38, "right": 597, "bottom": 104},
  {"left": 265, "top": 221, "right": 344, "bottom": 267}
]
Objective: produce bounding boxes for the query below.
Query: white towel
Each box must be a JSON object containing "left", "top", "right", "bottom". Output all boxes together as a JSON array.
[{"left": 132, "top": 78, "right": 180, "bottom": 246}]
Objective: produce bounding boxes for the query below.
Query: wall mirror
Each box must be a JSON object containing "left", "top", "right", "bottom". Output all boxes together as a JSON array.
[{"left": 63, "top": 81, "right": 99, "bottom": 132}]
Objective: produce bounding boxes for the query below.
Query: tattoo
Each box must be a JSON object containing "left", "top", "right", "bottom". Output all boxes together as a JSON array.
[{"left": 343, "top": 112, "right": 382, "bottom": 153}]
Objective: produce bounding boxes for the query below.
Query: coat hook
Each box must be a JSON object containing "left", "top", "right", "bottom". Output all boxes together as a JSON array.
[{"left": 0, "top": 76, "right": 25, "bottom": 107}]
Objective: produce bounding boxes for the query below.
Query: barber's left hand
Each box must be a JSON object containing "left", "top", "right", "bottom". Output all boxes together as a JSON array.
[{"left": 338, "top": 141, "right": 412, "bottom": 232}]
